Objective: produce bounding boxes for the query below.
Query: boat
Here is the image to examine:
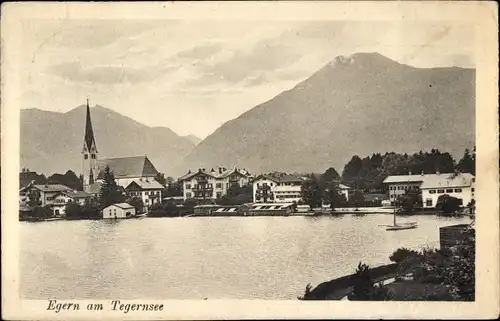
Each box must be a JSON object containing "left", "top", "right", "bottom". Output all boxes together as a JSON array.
[
  {"left": 384, "top": 200, "right": 418, "bottom": 231},
  {"left": 386, "top": 222, "right": 418, "bottom": 231}
]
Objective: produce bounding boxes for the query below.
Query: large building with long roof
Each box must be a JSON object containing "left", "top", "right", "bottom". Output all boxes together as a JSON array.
[{"left": 383, "top": 172, "right": 475, "bottom": 208}]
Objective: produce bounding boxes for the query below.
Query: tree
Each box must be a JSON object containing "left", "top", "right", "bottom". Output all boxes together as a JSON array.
[
  {"left": 155, "top": 173, "right": 167, "bottom": 186},
  {"left": 321, "top": 167, "right": 340, "bottom": 182},
  {"left": 455, "top": 148, "right": 475, "bottom": 175},
  {"left": 436, "top": 194, "right": 462, "bottom": 214},
  {"left": 349, "top": 190, "right": 365, "bottom": 209},
  {"left": 348, "top": 262, "right": 388, "bottom": 301},
  {"left": 98, "top": 165, "right": 124, "bottom": 209},
  {"left": 398, "top": 192, "right": 421, "bottom": 212},
  {"left": 47, "top": 170, "right": 83, "bottom": 191},
  {"left": 65, "top": 202, "right": 84, "bottom": 219},
  {"left": 32, "top": 205, "right": 52, "bottom": 219},
  {"left": 83, "top": 196, "right": 100, "bottom": 219},
  {"left": 301, "top": 176, "right": 322, "bottom": 208},
  {"left": 163, "top": 180, "right": 182, "bottom": 197},
  {"left": 323, "top": 181, "right": 347, "bottom": 210},
  {"left": 126, "top": 196, "right": 144, "bottom": 214}
]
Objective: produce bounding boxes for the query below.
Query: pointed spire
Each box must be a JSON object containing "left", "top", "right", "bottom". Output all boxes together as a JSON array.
[{"left": 84, "top": 99, "right": 97, "bottom": 152}]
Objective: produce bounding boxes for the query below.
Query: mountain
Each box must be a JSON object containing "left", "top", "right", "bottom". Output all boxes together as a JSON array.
[
  {"left": 179, "top": 52, "right": 475, "bottom": 176},
  {"left": 183, "top": 134, "right": 202, "bottom": 146},
  {"left": 21, "top": 106, "right": 196, "bottom": 176}
]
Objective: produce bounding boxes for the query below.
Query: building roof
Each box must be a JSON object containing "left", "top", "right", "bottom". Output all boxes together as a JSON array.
[
  {"left": 420, "top": 173, "right": 475, "bottom": 189},
  {"left": 178, "top": 167, "right": 251, "bottom": 181},
  {"left": 32, "top": 184, "right": 72, "bottom": 193},
  {"left": 252, "top": 174, "right": 304, "bottom": 184},
  {"left": 126, "top": 179, "right": 164, "bottom": 190},
  {"left": 383, "top": 174, "right": 427, "bottom": 184},
  {"left": 106, "top": 203, "right": 134, "bottom": 210},
  {"left": 62, "top": 190, "right": 92, "bottom": 199},
  {"left": 249, "top": 203, "right": 294, "bottom": 210},
  {"left": 383, "top": 173, "right": 475, "bottom": 189},
  {"left": 97, "top": 156, "right": 159, "bottom": 179}
]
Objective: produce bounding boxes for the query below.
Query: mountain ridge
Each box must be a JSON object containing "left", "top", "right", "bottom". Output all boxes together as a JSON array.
[
  {"left": 178, "top": 52, "right": 475, "bottom": 176},
  {"left": 21, "top": 105, "right": 196, "bottom": 176}
]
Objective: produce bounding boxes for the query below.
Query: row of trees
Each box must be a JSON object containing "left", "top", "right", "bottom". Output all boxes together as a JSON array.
[
  {"left": 300, "top": 169, "right": 366, "bottom": 209},
  {"left": 341, "top": 148, "right": 475, "bottom": 191}
]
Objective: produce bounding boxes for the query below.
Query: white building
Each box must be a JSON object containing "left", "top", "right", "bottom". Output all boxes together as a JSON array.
[
  {"left": 103, "top": 203, "right": 136, "bottom": 219},
  {"left": 52, "top": 190, "right": 92, "bottom": 216},
  {"left": 178, "top": 167, "right": 252, "bottom": 200},
  {"left": 125, "top": 178, "right": 164, "bottom": 212},
  {"left": 383, "top": 172, "right": 475, "bottom": 208},
  {"left": 252, "top": 174, "right": 305, "bottom": 203}
]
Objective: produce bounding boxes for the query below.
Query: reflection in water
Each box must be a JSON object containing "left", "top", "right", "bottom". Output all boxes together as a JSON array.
[{"left": 20, "top": 215, "right": 472, "bottom": 299}]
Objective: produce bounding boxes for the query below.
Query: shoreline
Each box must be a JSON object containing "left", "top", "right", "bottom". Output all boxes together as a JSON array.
[{"left": 19, "top": 211, "right": 471, "bottom": 222}]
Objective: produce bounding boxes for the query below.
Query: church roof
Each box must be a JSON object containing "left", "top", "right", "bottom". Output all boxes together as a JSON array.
[{"left": 97, "top": 156, "right": 159, "bottom": 179}]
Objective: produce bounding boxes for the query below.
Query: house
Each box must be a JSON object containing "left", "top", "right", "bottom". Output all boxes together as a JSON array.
[
  {"left": 383, "top": 172, "right": 475, "bottom": 208},
  {"left": 51, "top": 190, "right": 92, "bottom": 216},
  {"left": 252, "top": 174, "right": 305, "bottom": 203},
  {"left": 125, "top": 178, "right": 164, "bottom": 212},
  {"left": 178, "top": 167, "right": 252, "bottom": 200},
  {"left": 26, "top": 184, "right": 73, "bottom": 207},
  {"left": 103, "top": 203, "right": 136, "bottom": 219}
]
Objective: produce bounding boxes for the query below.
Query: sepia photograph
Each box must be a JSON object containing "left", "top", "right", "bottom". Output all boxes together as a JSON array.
[{"left": 1, "top": 1, "right": 498, "bottom": 320}]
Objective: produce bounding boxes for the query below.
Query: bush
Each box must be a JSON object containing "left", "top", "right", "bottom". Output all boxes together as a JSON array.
[
  {"left": 348, "top": 262, "right": 388, "bottom": 301},
  {"left": 436, "top": 194, "right": 462, "bottom": 214},
  {"left": 389, "top": 247, "right": 419, "bottom": 263}
]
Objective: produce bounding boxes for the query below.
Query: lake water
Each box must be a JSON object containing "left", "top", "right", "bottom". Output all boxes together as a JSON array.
[{"left": 20, "top": 214, "right": 472, "bottom": 300}]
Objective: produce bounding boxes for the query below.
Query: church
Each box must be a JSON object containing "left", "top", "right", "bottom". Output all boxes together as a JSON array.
[{"left": 81, "top": 100, "right": 164, "bottom": 209}]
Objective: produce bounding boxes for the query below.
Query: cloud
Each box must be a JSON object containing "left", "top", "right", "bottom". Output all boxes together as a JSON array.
[{"left": 48, "top": 61, "right": 179, "bottom": 84}]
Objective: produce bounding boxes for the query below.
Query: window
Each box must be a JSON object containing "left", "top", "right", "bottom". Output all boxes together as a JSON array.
[
  {"left": 84, "top": 154, "right": 88, "bottom": 160},
  {"left": 454, "top": 188, "right": 462, "bottom": 193},
  {"left": 446, "top": 189, "right": 453, "bottom": 193},
  {"left": 91, "top": 154, "right": 96, "bottom": 159},
  {"left": 257, "top": 183, "right": 260, "bottom": 188},
  {"left": 186, "top": 184, "right": 191, "bottom": 189},
  {"left": 216, "top": 192, "right": 222, "bottom": 198},
  {"left": 389, "top": 186, "right": 393, "bottom": 190},
  {"left": 458, "top": 199, "right": 463, "bottom": 206},
  {"left": 216, "top": 183, "right": 222, "bottom": 189},
  {"left": 437, "top": 189, "right": 444, "bottom": 194},
  {"left": 186, "top": 192, "right": 192, "bottom": 198},
  {"left": 472, "top": 188, "right": 475, "bottom": 192},
  {"left": 429, "top": 190, "right": 436, "bottom": 194},
  {"left": 426, "top": 199, "right": 433, "bottom": 206}
]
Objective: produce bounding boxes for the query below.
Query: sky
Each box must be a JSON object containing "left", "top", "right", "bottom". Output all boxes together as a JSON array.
[{"left": 20, "top": 19, "right": 475, "bottom": 139}]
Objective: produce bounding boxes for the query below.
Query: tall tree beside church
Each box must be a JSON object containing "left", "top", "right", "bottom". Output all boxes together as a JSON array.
[
  {"left": 456, "top": 148, "right": 475, "bottom": 175},
  {"left": 98, "top": 165, "right": 124, "bottom": 209}
]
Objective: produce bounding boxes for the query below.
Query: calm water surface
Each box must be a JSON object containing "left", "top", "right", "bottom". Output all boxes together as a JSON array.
[{"left": 20, "top": 214, "right": 472, "bottom": 299}]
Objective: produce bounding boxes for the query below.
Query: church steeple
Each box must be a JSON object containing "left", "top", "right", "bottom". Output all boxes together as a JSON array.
[
  {"left": 83, "top": 99, "right": 97, "bottom": 153},
  {"left": 82, "top": 99, "right": 99, "bottom": 192}
]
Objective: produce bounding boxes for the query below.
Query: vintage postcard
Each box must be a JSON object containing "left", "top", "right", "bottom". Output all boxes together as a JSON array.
[{"left": 1, "top": 1, "right": 499, "bottom": 320}]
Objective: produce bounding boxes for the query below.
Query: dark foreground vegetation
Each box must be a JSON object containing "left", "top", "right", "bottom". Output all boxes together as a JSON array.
[{"left": 300, "top": 226, "right": 475, "bottom": 301}]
